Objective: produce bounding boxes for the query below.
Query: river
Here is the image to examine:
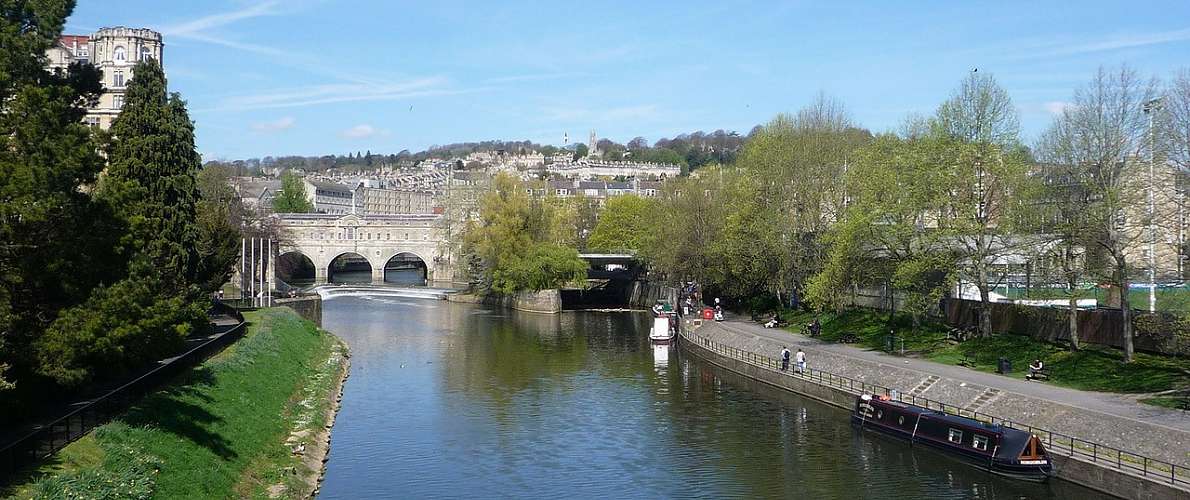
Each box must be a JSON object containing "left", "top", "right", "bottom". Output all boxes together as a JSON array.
[{"left": 318, "top": 296, "right": 1110, "bottom": 499}]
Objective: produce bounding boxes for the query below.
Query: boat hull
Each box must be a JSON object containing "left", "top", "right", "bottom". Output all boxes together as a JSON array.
[{"left": 852, "top": 415, "right": 1052, "bottom": 482}]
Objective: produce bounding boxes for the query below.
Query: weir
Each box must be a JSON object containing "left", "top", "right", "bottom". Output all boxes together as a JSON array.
[{"left": 312, "top": 284, "right": 456, "bottom": 301}]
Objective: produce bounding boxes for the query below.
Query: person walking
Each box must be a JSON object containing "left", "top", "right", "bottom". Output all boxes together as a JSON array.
[
  {"left": 795, "top": 348, "right": 806, "bottom": 374},
  {"left": 780, "top": 346, "right": 791, "bottom": 371}
]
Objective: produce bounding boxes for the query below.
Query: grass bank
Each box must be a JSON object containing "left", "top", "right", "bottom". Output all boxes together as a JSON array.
[
  {"left": 4, "top": 308, "right": 348, "bottom": 499},
  {"left": 778, "top": 308, "right": 1190, "bottom": 403}
]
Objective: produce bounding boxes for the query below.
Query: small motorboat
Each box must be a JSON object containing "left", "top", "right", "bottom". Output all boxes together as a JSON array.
[{"left": 852, "top": 394, "right": 1053, "bottom": 482}]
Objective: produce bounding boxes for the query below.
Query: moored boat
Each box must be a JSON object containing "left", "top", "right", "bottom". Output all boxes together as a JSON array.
[
  {"left": 649, "top": 314, "right": 677, "bottom": 344},
  {"left": 852, "top": 394, "right": 1053, "bottom": 482}
]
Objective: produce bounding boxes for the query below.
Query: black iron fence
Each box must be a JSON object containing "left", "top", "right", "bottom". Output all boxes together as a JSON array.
[
  {"left": 0, "top": 305, "right": 246, "bottom": 481},
  {"left": 679, "top": 329, "right": 1190, "bottom": 488}
]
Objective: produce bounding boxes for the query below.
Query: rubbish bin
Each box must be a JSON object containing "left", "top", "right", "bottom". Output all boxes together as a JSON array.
[
  {"left": 997, "top": 357, "right": 1012, "bottom": 374},
  {"left": 701, "top": 307, "right": 715, "bottom": 320}
]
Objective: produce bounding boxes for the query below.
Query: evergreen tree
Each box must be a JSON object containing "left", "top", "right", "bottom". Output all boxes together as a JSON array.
[
  {"left": 36, "top": 60, "right": 210, "bottom": 386},
  {"left": 1, "top": 0, "right": 121, "bottom": 393}
]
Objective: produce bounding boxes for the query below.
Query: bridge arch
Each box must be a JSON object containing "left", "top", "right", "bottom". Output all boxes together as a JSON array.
[
  {"left": 328, "top": 251, "right": 374, "bottom": 284},
  {"left": 383, "top": 252, "right": 428, "bottom": 286},
  {"left": 276, "top": 251, "right": 316, "bottom": 288}
]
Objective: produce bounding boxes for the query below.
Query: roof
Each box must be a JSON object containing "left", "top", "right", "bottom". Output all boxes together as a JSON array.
[
  {"left": 307, "top": 180, "right": 353, "bottom": 193},
  {"left": 578, "top": 181, "right": 605, "bottom": 189}
]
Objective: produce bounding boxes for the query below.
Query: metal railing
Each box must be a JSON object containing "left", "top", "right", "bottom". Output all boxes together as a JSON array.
[
  {"left": 0, "top": 304, "right": 247, "bottom": 480},
  {"left": 679, "top": 329, "right": 1190, "bottom": 487}
]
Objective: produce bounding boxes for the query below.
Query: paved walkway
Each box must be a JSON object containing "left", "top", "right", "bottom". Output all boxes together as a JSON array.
[{"left": 720, "top": 315, "right": 1190, "bottom": 434}]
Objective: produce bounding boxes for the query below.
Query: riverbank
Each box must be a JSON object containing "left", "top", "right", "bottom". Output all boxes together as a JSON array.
[
  {"left": 779, "top": 309, "right": 1190, "bottom": 404},
  {"left": 682, "top": 320, "right": 1190, "bottom": 499},
  {"left": 446, "top": 288, "right": 561, "bottom": 313},
  {"left": 3, "top": 307, "right": 348, "bottom": 499}
]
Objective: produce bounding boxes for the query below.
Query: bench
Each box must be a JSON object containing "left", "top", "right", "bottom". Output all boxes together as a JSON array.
[{"left": 1026, "top": 368, "right": 1050, "bottom": 381}]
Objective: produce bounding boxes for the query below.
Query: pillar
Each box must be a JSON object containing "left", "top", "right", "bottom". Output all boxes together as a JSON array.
[
  {"left": 315, "top": 266, "right": 328, "bottom": 285},
  {"left": 371, "top": 266, "right": 385, "bottom": 285}
]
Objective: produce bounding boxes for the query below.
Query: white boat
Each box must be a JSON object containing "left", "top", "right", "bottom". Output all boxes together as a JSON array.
[{"left": 649, "top": 314, "right": 676, "bottom": 344}]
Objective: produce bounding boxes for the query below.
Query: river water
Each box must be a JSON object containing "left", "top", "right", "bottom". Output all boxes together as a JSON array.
[{"left": 318, "top": 296, "right": 1109, "bottom": 499}]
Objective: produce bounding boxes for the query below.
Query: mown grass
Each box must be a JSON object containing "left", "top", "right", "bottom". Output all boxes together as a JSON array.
[
  {"left": 5, "top": 308, "right": 343, "bottom": 499},
  {"left": 776, "top": 308, "right": 1190, "bottom": 397}
]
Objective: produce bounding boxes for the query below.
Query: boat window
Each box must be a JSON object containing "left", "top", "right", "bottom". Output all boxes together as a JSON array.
[
  {"left": 972, "top": 435, "right": 989, "bottom": 451},
  {"left": 876, "top": 410, "right": 883, "bottom": 420},
  {"left": 898, "top": 416, "right": 905, "bottom": 426},
  {"left": 948, "top": 428, "right": 963, "bottom": 444}
]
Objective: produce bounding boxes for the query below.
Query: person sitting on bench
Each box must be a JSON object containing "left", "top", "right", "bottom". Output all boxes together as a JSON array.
[
  {"left": 764, "top": 312, "right": 780, "bottom": 328},
  {"left": 1026, "top": 359, "right": 1045, "bottom": 380}
]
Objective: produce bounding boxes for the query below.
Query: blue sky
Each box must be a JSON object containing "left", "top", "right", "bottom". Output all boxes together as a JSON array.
[{"left": 65, "top": 0, "right": 1190, "bottom": 161}]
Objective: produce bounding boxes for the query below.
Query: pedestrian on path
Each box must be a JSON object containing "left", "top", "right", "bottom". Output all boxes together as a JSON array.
[
  {"left": 795, "top": 348, "right": 806, "bottom": 374},
  {"left": 780, "top": 346, "right": 791, "bottom": 371}
]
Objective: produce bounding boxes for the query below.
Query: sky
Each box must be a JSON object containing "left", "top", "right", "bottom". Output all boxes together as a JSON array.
[{"left": 64, "top": 0, "right": 1190, "bottom": 161}]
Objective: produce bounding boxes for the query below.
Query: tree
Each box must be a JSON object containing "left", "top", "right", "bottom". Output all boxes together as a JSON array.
[
  {"left": 37, "top": 59, "right": 212, "bottom": 386},
  {"left": 573, "top": 143, "right": 589, "bottom": 160},
  {"left": 1036, "top": 65, "right": 1159, "bottom": 362},
  {"left": 274, "top": 171, "right": 313, "bottom": 213},
  {"left": 1, "top": 0, "right": 119, "bottom": 392},
  {"left": 587, "top": 195, "right": 658, "bottom": 253},
  {"left": 194, "top": 165, "right": 242, "bottom": 293},
  {"left": 462, "top": 173, "right": 588, "bottom": 293},
  {"left": 933, "top": 73, "right": 1034, "bottom": 338}
]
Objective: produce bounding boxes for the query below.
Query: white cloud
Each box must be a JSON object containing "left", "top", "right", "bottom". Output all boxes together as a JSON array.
[
  {"left": 252, "top": 116, "right": 296, "bottom": 133},
  {"left": 209, "top": 77, "right": 463, "bottom": 112},
  {"left": 483, "top": 72, "right": 583, "bottom": 84},
  {"left": 161, "top": 1, "right": 280, "bottom": 37},
  {"left": 1040, "top": 27, "right": 1190, "bottom": 57},
  {"left": 341, "top": 124, "right": 388, "bottom": 139}
]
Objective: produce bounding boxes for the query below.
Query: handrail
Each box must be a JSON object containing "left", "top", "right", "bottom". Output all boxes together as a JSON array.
[
  {"left": 679, "top": 328, "right": 1189, "bottom": 487},
  {"left": 0, "top": 304, "right": 249, "bottom": 479}
]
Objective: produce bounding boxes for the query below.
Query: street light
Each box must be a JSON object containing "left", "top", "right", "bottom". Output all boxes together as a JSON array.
[{"left": 1143, "top": 96, "right": 1165, "bottom": 313}]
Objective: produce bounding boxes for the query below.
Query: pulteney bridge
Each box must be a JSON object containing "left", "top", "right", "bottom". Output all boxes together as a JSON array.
[{"left": 274, "top": 213, "right": 453, "bottom": 285}]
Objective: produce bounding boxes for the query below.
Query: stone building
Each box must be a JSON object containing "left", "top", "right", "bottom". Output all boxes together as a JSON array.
[
  {"left": 1119, "top": 158, "right": 1186, "bottom": 281},
  {"left": 46, "top": 27, "right": 164, "bottom": 129},
  {"left": 358, "top": 187, "right": 435, "bottom": 215},
  {"left": 302, "top": 179, "right": 357, "bottom": 215}
]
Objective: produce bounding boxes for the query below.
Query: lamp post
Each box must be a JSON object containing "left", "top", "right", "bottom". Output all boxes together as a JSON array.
[{"left": 1143, "top": 96, "right": 1164, "bottom": 313}]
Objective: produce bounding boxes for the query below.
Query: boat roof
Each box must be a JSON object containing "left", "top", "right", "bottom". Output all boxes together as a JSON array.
[{"left": 860, "top": 395, "right": 1038, "bottom": 458}]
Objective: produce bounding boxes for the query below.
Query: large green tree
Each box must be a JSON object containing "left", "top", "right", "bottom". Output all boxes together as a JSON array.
[
  {"left": 1, "top": 0, "right": 120, "bottom": 392},
  {"left": 273, "top": 170, "right": 314, "bottom": 213},
  {"left": 36, "top": 60, "right": 210, "bottom": 386},
  {"left": 586, "top": 195, "right": 658, "bottom": 254}
]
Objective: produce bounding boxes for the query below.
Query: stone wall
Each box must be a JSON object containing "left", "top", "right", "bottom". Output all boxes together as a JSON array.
[
  {"left": 275, "top": 295, "right": 322, "bottom": 327},
  {"left": 446, "top": 289, "right": 562, "bottom": 314}
]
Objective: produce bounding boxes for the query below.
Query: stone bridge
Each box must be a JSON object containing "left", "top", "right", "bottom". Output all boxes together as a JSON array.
[{"left": 274, "top": 213, "right": 453, "bottom": 285}]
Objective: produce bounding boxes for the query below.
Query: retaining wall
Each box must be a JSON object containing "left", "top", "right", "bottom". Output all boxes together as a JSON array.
[
  {"left": 276, "top": 295, "right": 322, "bottom": 327},
  {"left": 446, "top": 289, "right": 561, "bottom": 314}
]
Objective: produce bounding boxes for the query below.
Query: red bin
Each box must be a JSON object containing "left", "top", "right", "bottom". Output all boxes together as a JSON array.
[{"left": 701, "top": 307, "right": 715, "bottom": 320}]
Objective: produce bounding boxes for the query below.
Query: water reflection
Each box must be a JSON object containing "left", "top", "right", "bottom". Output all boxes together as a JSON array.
[{"left": 318, "top": 297, "right": 1110, "bottom": 499}]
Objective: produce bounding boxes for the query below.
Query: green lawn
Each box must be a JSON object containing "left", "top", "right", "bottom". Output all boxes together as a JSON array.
[
  {"left": 4, "top": 308, "right": 346, "bottom": 499},
  {"left": 777, "top": 308, "right": 1190, "bottom": 401}
]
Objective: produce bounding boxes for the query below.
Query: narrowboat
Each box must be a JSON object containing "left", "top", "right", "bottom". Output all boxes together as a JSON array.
[{"left": 852, "top": 394, "right": 1053, "bottom": 482}]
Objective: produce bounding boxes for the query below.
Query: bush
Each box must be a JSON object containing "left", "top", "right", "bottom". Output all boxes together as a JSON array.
[{"left": 34, "top": 277, "right": 207, "bottom": 387}]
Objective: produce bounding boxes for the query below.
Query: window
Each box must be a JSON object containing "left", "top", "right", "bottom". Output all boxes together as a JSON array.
[
  {"left": 972, "top": 435, "right": 989, "bottom": 451},
  {"left": 140, "top": 46, "right": 153, "bottom": 61},
  {"left": 113, "top": 46, "right": 126, "bottom": 62},
  {"left": 113, "top": 70, "right": 124, "bottom": 87},
  {"left": 85, "top": 116, "right": 100, "bottom": 128},
  {"left": 112, "top": 95, "right": 124, "bottom": 109},
  {"left": 898, "top": 416, "right": 905, "bottom": 426},
  {"left": 948, "top": 429, "right": 963, "bottom": 444}
]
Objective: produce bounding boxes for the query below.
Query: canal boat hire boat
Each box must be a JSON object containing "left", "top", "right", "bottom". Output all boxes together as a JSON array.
[{"left": 852, "top": 394, "right": 1053, "bottom": 482}]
